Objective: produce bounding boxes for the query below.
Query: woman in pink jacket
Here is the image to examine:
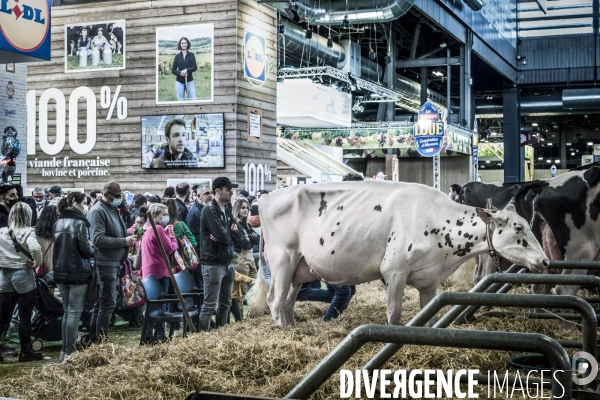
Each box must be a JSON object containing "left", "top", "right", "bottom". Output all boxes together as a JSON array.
[{"left": 140, "top": 203, "right": 178, "bottom": 343}]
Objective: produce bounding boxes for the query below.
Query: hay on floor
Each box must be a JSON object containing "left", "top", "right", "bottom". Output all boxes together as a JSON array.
[{"left": 0, "top": 277, "right": 586, "bottom": 399}]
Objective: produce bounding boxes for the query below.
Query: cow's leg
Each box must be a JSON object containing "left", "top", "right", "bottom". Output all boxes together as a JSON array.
[
  {"left": 284, "top": 282, "right": 302, "bottom": 325},
  {"left": 266, "top": 248, "right": 302, "bottom": 327},
  {"left": 383, "top": 271, "right": 408, "bottom": 325},
  {"left": 418, "top": 286, "right": 438, "bottom": 327}
]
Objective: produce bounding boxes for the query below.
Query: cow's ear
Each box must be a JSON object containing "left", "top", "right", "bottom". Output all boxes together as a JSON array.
[
  {"left": 475, "top": 207, "right": 493, "bottom": 224},
  {"left": 503, "top": 203, "right": 517, "bottom": 213}
]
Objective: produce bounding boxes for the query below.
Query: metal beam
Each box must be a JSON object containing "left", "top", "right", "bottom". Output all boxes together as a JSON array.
[{"left": 396, "top": 57, "right": 461, "bottom": 68}]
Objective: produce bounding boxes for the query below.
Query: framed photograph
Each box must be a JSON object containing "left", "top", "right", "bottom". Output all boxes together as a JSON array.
[
  {"left": 64, "top": 20, "right": 125, "bottom": 73},
  {"left": 141, "top": 113, "right": 224, "bottom": 169},
  {"left": 5, "top": 63, "right": 15, "bottom": 73},
  {"left": 156, "top": 24, "right": 214, "bottom": 104}
]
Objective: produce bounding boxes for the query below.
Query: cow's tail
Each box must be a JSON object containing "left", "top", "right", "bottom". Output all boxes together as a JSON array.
[{"left": 247, "top": 233, "right": 270, "bottom": 316}]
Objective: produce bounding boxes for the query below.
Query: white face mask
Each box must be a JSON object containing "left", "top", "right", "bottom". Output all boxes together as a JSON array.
[
  {"left": 161, "top": 215, "right": 170, "bottom": 226},
  {"left": 83, "top": 205, "right": 89, "bottom": 215}
]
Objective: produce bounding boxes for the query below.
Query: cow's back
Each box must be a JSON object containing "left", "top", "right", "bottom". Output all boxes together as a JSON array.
[{"left": 259, "top": 181, "right": 448, "bottom": 284}]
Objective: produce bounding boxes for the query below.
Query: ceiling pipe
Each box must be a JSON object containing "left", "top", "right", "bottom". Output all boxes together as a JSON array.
[
  {"left": 562, "top": 88, "right": 600, "bottom": 110},
  {"left": 265, "top": 0, "right": 416, "bottom": 25},
  {"left": 476, "top": 92, "right": 600, "bottom": 116},
  {"left": 463, "top": 0, "right": 484, "bottom": 11},
  {"left": 279, "top": 18, "right": 346, "bottom": 68}
]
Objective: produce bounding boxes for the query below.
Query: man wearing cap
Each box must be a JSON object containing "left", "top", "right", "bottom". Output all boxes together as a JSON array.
[
  {"left": 49, "top": 186, "right": 62, "bottom": 200},
  {"left": 87, "top": 181, "right": 136, "bottom": 343},
  {"left": 198, "top": 177, "right": 238, "bottom": 331}
]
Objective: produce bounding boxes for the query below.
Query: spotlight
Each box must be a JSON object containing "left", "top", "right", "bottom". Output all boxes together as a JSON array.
[
  {"left": 368, "top": 47, "right": 376, "bottom": 61},
  {"left": 301, "top": 15, "right": 308, "bottom": 30},
  {"left": 305, "top": 26, "right": 312, "bottom": 39},
  {"left": 342, "top": 14, "right": 350, "bottom": 29},
  {"left": 327, "top": 34, "right": 333, "bottom": 48},
  {"left": 352, "top": 101, "right": 364, "bottom": 113},
  {"left": 385, "top": 51, "right": 391, "bottom": 64},
  {"left": 285, "top": 3, "right": 300, "bottom": 22}
]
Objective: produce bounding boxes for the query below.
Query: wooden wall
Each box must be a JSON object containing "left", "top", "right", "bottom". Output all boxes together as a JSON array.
[
  {"left": 26, "top": 0, "right": 277, "bottom": 195},
  {"left": 366, "top": 155, "right": 471, "bottom": 188}
]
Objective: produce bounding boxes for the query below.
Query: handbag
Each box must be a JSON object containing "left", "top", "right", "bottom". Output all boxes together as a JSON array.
[
  {"left": 35, "top": 240, "right": 54, "bottom": 277},
  {"left": 120, "top": 258, "right": 146, "bottom": 309},
  {"left": 173, "top": 221, "right": 200, "bottom": 270}
]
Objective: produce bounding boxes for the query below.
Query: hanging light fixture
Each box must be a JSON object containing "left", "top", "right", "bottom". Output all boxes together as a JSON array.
[
  {"left": 369, "top": 46, "right": 376, "bottom": 61},
  {"left": 301, "top": 15, "right": 308, "bottom": 30},
  {"left": 278, "top": 18, "right": 285, "bottom": 34},
  {"left": 327, "top": 34, "right": 333, "bottom": 48},
  {"left": 285, "top": 2, "right": 300, "bottom": 22},
  {"left": 305, "top": 25, "right": 312, "bottom": 39},
  {"left": 342, "top": 14, "right": 350, "bottom": 29},
  {"left": 385, "top": 51, "right": 392, "bottom": 64}
]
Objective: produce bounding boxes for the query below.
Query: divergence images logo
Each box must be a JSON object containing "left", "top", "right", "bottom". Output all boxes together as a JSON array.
[
  {"left": 0, "top": 0, "right": 49, "bottom": 51},
  {"left": 572, "top": 351, "right": 598, "bottom": 386}
]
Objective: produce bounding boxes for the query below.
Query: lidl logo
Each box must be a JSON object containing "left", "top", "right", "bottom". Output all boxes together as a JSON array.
[
  {"left": 244, "top": 31, "right": 266, "bottom": 83},
  {"left": 0, "top": 0, "right": 50, "bottom": 57}
]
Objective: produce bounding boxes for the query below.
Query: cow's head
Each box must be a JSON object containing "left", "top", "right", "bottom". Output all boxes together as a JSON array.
[{"left": 476, "top": 203, "right": 548, "bottom": 272}]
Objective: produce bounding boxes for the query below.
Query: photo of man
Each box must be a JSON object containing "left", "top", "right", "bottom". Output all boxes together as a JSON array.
[
  {"left": 141, "top": 114, "right": 224, "bottom": 169},
  {"left": 151, "top": 119, "right": 197, "bottom": 168},
  {"left": 65, "top": 20, "right": 125, "bottom": 73}
]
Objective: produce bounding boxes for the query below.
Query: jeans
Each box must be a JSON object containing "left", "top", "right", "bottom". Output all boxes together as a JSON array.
[
  {"left": 189, "top": 268, "right": 204, "bottom": 300},
  {"left": 176, "top": 80, "right": 196, "bottom": 101},
  {"left": 57, "top": 284, "right": 88, "bottom": 355},
  {"left": 296, "top": 280, "right": 352, "bottom": 321},
  {"left": 90, "top": 264, "right": 119, "bottom": 343},
  {"left": 324, "top": 284, "right": 352, "bottom": 321},
  {"left": 199, "top": 264, "right": 235, "bottom": 331},
  {"left": 145, "top": 277, "right": 170, "bottom": 340}
]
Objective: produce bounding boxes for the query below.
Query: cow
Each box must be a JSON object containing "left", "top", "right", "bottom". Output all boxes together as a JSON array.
[
  {"left": 532, "top": 166, "right": 600, "bottom": 306},
  {"left": 250, "top": 181, "right": 549, "bottom": 327},
  {"left": 158, "top": 60, "right": 167, "bottom": 75},
  {"left": 460, "top": 180, "right": 548, "bottom": 283}
]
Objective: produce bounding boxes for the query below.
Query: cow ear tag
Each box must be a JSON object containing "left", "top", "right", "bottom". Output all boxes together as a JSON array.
[{"left": 475, "top": 207, "right": 492, "bottom": 224}]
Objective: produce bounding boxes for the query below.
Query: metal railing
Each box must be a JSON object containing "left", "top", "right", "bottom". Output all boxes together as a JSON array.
[{"left": 285, "top": 326, "right": 572, "bottom": 400}]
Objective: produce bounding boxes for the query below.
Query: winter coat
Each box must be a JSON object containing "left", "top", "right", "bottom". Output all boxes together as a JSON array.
[
  {"left": 232, "top": 271, "right": 253, "bottom": 299},
  {"left": 53, "top": 209, "right": 96, "bottom": 285},
  {"left": 0, "top": 226, "right": 42, "bottom": 269},
  {"left": 185, "top": 200, "right": 204, "bottom": 251},
  {"left": 231, "top": 219, "right": 259, "bottom": 254},
  {"left": 140, "top": 222, "right": 178, "bottom": 279},
  {"left": 176, "top": 198, "right": 188, "bottom": 222},
  {"left": 199, "top": 199, "right": 235, "bottom": 266},
  {"left": 87, "top": 199, "right": 129, "bottom": 267}
]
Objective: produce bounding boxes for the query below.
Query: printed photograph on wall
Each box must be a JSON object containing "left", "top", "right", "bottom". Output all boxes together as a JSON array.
[
  {"left": 64, "top": 20, "right": 126, "bottom": 73},
  {"left": 141, "top": 113, "right": 224, "bottom": 168},
  {"left": 156, "top": 24, "right": 214, "bottom": 104}
]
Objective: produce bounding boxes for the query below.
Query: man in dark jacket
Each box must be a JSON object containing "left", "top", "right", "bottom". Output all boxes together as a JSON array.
[
  {"left": 175, "top": 182, "right": 189, "bottom": 222},
  {"left": 87, "top": 181, "right": 136, "bottom": 343},
  {"left": 185, "top": 184, "right": 212, "bottom": 290},
  {"left": 198, "top": 177, "right": 238, "bottom": 331},
  {"left": 0, "top": 184, "right": 17, "bottom": 228}
]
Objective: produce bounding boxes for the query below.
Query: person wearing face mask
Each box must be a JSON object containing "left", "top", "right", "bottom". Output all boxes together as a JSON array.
[
  {"left": 0, "top": 184, "right": 18, "bottom": 229},
  {"left": 449, "top": 184, "right": 462, "bottom": 203},
  {"left": 87, "top": 181, "right": 137, "bottom": 344},
  {"left": 32, "top": 187, "right": 49, "bottom": 219},
  {"left": 53, "top": 193, "right": 95, "bottom": 361},
  {"left": 139, "top": 203, "right": 178, "bottom": 344}
]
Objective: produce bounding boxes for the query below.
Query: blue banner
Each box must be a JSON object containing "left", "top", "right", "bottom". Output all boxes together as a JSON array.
[
  {"left": 0, "top": 0, "right": 51, "bottom": 60},
  {"left": 414, "top": 102, "right": 444, "bottom": 157}
]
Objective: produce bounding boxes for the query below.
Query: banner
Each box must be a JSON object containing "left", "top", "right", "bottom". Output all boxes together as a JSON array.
[
  {"left": 0, "top": 0, "right": 51, "bottom": 61},
  {"left": 414, "top": 102, "right": 444, "bottom": 157}
]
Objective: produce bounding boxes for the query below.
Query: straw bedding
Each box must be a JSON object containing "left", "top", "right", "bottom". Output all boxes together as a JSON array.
[{"left": 0, "top": 269, "right": 586, "bottom": 400}]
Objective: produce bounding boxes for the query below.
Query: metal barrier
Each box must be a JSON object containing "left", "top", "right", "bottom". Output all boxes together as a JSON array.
[
  {"left": 455, "top": 273, "right": 600, "bottom": 324},
  {"left": 284, "top": 326, "right": 572, "bottom": 400},
  {"left": 364, "top": 293, "right": 597, "bottom": 375}
]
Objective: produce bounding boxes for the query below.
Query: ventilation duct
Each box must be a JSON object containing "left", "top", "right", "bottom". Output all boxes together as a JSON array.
[
  {"left": 279, "top": 19, "right": 346, "bottom": 68},
  {"left": 562, "top": 88, "right": 600, "bottom": 110},
  {"left": 463, "top": 0, "right": 484, "bottom": 11},
  {"left": 266, "top": 0, "right": 416, "bottom": 25}
]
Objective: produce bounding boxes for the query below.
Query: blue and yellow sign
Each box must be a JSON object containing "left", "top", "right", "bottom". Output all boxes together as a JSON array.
[
  {"left": 414, "top": 102, "right": 444, "bottom": 157},
  {"left": 243, "top": 31, "right": 266, "bottom": 83},
  {"left": 0, "top": 0, "right": 51, "bottom": 60}
]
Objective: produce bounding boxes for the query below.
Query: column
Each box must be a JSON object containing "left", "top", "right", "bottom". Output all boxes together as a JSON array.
[
  {"left": 503, "top": 85, "right": 524, "bottom": 182},
  {"left": 559, "top": 124, "right": 567, "bottom": 169}
]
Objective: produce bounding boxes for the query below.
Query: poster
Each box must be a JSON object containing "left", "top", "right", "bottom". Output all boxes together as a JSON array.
[
  {"left": 248, "top": 107, "right": 262, "bottom": 142},
  {"left": 141, "top": 113, "right": 224, "bottom": 169},
  {"left": 65, "top": 20, "right": 125, "bottom": 73},
  {"left": 156, "top": 24, "right": 214, "bottom": 104}
]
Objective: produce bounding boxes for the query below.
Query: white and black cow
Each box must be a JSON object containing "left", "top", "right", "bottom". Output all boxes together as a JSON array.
[
  {"left": 461, "top": 180, "right": 548, "bottom": 283},
  {"left": 532, "top": 166, "right": 600, "bottom": 302},
  {"left": 251, "top": 181, "right": 548, "bottom": 327}
]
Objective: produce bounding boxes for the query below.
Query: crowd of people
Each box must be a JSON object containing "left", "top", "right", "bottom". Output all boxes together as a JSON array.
[{"left": 0, "top": 176, "right": 360, "bottom": 363}]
